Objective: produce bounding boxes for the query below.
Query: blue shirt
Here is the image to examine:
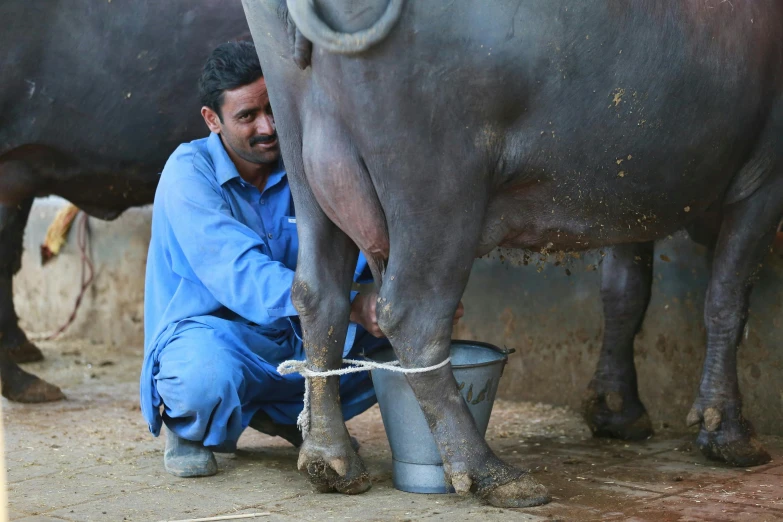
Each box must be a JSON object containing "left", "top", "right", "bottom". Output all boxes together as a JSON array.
[{"left": 141, "top": 132, "right": 368, "bottom": 434}]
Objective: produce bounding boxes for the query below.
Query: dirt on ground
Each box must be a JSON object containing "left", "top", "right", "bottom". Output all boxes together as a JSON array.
[{"left": 4, "top": 340, "right": 783, "bottom": 521}]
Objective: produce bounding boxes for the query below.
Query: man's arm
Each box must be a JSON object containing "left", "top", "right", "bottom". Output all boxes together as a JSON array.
[
  {"left": 161, "top": 167, "right": 297, "bottom": 325},
  {"left": 354, "top": 252, "right": 373, "bottom": 284}
]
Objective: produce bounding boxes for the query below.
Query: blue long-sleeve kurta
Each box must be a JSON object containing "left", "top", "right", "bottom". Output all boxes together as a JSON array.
[{"left": 141, "top": 132, "right": 370, "bottom": 438}]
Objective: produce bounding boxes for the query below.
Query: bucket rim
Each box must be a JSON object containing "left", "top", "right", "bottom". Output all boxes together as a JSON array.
[
  {"left": 451, "top": 339, "right": 511, "bottom": 369},
  {"left": 365, "top": 339, "right": 512, "bottom": 370}
]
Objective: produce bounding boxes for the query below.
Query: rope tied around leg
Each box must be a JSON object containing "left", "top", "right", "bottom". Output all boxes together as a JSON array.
[{"left": 277, "top": 356, "right": 452, "bottom": 437}]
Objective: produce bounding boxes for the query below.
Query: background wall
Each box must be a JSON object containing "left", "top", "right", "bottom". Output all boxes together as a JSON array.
[
  {"left": 454, "top": 235, "right": 783, "bottom": 435},
  {"left": 14, "top": 198, "right": 150, "bottom": 349}
]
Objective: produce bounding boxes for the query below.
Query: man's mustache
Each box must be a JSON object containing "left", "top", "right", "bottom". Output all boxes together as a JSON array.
[{"left": 249, "top": 133, "right": 278, "bottom": 146}]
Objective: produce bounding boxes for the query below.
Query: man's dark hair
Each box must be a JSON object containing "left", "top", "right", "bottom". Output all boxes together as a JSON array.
[{"left": 199, "top": 41, "right": 263, "bottom": 121}]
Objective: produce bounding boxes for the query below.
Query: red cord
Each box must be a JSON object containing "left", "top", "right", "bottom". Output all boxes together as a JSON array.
[{"left": 43, "top": 212, "right": 94, "bottom": 341}]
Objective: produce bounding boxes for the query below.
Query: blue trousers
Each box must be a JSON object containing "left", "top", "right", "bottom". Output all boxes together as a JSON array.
[{"left": 153, "top": 317, "right": 387, "bottom": 451}]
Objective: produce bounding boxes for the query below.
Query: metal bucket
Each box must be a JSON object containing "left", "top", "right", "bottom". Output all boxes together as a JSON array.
[{"left": 367, "top": 340, "right": 510, "bottom": 494}]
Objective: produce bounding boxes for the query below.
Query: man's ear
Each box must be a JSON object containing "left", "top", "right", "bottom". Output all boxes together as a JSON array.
[{"left": 201, "top": 106, "right": 222, "bottom": 134}]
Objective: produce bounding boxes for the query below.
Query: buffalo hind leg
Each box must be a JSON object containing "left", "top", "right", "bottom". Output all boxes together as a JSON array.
[
  {"left": 377, "top": 240, "right": 549, "bottom": 508},
  {"left": 0, "top": 200, "right": 45, "bottom": 363},
  {"left": 687, "top": 174, "right": 783, "bottom": 466},
  {"left": 584, "top": 242, "right": 654, "bottom": 440},
  {"left": 291, "top": 209, "right": 370, "bottom": 495},
  {"left": 0, "top": 200, "right": 64, "bottom": 402}
]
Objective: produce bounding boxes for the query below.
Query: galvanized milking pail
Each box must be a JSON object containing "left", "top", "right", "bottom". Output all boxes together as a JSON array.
[{"left": 367, "top": 340, "right": 512, "bottom": 494}]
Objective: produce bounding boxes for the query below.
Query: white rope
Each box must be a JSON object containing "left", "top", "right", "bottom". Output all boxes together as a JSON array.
[{"left": 277, "top": 356, "right": 452, "bottom": 436}]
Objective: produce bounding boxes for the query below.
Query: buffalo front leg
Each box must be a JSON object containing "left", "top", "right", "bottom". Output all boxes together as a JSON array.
[
  {"left": 0, "top": 200, "right": 45, "bottom": 363},
  {"left": 0, "top": 200, "right": 64, "bottom": 402},
  {"left": 583, "top": 242, "right": 654, "bottom": 440},
  {"left": 687, "top": 175, "right": 783, "bottom": 466},
  {"left": 376, "top": 245, "right": 550, "bottom": 508},
  {"left": 290, "top": 213, "right": 370, "bottom": 494}
]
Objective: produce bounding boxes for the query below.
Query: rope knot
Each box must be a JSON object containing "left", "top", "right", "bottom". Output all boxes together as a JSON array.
[
  {"left": 277, "top": 359, "right": 310, "bottom": 377},
  {"left": 276, "top": 355, "right": 452, "bottom": 437}
]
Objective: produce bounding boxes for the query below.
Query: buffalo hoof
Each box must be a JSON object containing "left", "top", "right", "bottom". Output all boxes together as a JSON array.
[
  {"left": 297, "top": 434, "right": 371, "bottom": 495},
  {"left": 582, "top": 386, "right": 654, "bottom": 441},
  {"left": 1, "top": 328, "right": 44, "bottom": 364},
  {"left": 1, "top": 362, "right": 65, "bottom": 403},
  {"left": 455, "top": 456, "right": 550, "bottom": 508},
  {"left": 477, "top": 473, "right": 551, "bottom": 508},
  {"left": 687, "top": 403, "right": 771, "bottom": 467}
]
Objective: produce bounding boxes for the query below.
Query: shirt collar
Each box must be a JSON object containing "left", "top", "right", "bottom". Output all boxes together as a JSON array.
[
  {"left": 207, "top": 132, "right": 286, "bottom": 194},
  {"left": 263, "top": 164, "right": 287, "bottom": 194},
  {"left": 208, "top": 132, "right": 240, "bottom": 186}
]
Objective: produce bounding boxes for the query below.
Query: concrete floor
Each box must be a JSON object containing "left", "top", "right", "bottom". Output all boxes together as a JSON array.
[{"left": 4, "top": 340, "right": 783, "bottom": 521}]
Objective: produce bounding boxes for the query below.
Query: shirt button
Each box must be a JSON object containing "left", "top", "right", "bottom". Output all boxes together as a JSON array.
[
  {"left": 267, "top": 232, "right": 273, "bottom": 239},
  {"left": 260, "top": 200, "right": 265, "bottom": 205}
]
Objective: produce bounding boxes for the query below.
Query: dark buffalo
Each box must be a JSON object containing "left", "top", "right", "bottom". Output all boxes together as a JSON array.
[
  {"left": 243, "top": 0, "right": 783, "bottom": 507},
  {"left": 0, "top": 0, "right": 250, "bottom": 402}
]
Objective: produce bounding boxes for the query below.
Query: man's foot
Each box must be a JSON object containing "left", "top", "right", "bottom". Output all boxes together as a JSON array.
[
  {"left": 247, "top": 411, "right": 362, "bottom": 451},
  {"left": 248, "top": 410, "right": 304, "bottom": 447},
  {"left": 164, "top": 429, "right": 218, "bottom": 478}
]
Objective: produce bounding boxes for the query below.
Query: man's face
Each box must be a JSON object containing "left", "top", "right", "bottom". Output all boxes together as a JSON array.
[{"left": 202, "top": 76, "right": 280, "bottom": 165}]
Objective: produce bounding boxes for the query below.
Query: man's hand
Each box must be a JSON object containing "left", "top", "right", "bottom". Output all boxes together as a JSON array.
[
  {"left": 453, "top": 300, "right": 465, "bottom": 326},
  {"left": 350, "top": 292, "right": 465, "bottom": 339},
  {"left": 350, "top": 292, "right": 384, "bottom": 338}
]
